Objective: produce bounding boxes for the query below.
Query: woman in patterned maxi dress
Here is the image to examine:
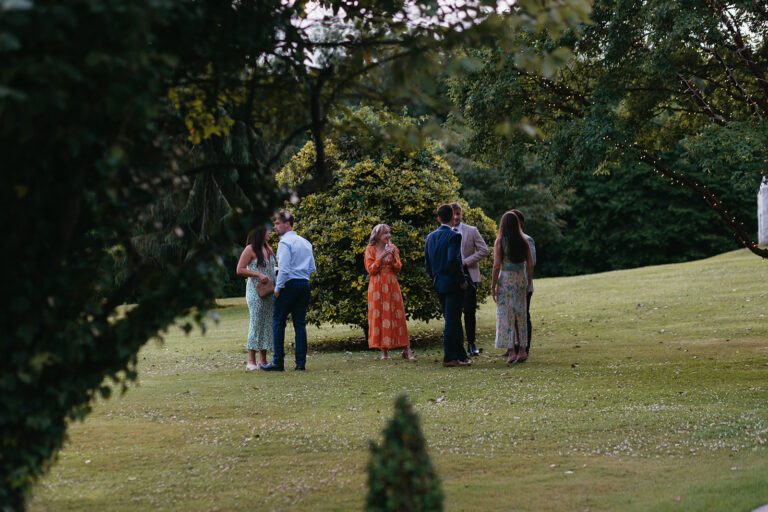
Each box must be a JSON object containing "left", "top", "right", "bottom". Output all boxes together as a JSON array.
[
  {"left": 365, "top": 224, "right": 415, "bottom": 361},
  {"left": 491, "top": 211, "right": 534, "bottom": 364},
  {"left": 236, "top": 227, "right": 276, "bottom": 370}
]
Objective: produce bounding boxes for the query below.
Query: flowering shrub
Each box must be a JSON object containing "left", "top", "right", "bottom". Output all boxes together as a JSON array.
[{"left": 277, "top": 110, "right": 496, "bottom": 334}]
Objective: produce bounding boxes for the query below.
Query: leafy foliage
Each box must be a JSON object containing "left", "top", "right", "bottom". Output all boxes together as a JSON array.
[
  {"left": 550, "top": 158, "right": 758, "bottom": 275},
  {"left": 277, "top": 109, "right": 496, "bottom": 331},
  {"left": 0, "top": 0, "right": 591, "bottom": 508},
  {"left": 366, "top": 395, "right": 443, "bottom": 512},
  {"left": 128, "top": 122, "right": 270, "bottom": 299},
  {"left": 442, "top": 145, "right": 571, "bottom": 260},
  {"left": 450, "top": 0, "right": 768, "bottom": 267}
]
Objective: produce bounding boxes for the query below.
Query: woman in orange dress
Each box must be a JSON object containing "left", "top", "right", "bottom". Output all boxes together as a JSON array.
[{"left": 365, "top": 224, "right": 415, "bottom": 360}]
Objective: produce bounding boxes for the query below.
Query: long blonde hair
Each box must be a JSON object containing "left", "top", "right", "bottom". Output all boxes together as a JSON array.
[{"left": 368, "top": 223, "right": 390, "bottom": 246}]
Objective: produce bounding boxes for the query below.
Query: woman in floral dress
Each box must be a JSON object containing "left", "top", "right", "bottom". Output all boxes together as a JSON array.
[
  {"left": 491, "top": 211, "right": 534, "bottom": 364},
  {"left": 365, "top": 224, "right": 415, "bottom": 361},
  {"left": 236, "top": 227, "right": 276, "bottom": 370}
]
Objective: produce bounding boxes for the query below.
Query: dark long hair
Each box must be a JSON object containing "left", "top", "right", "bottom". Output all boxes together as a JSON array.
[
  {"left": 246, "top": 227, "right": 272, "bottom": 267},
  {"left": 498, "top": 211, "right": 528, "bottom": 264}
]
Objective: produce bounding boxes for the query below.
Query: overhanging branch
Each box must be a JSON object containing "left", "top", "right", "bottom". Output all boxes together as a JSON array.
[{"left": 630, "top": 143, "right": 768, "bottom": 258}]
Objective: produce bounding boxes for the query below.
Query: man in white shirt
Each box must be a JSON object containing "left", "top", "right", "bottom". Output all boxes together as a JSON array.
[
  {"left": 261, "top": 210, "right": 316, "bottom": 372},
  {"left": 512, "top": 209, "right": 535, "bottom": 361},
  {"left": 450, "top": 202, "right": 489, "bottom": 357}
]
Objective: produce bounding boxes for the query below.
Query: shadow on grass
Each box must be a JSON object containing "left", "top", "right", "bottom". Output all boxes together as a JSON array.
[{"left": 309, "top": 328, "right": 445, "bottom": 352}]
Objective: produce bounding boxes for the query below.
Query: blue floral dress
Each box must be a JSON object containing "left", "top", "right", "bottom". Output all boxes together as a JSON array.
[
  {"left": 246, "top": 255, "right": 276, "bottom": 351},
  {"left": 494, "top": 257, "right": 529, "bottom": 349}
]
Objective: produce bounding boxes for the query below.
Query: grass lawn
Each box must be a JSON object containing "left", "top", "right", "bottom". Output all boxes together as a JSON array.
[{"left": 29, "top": 250, "right": 768, "bottom": 511}]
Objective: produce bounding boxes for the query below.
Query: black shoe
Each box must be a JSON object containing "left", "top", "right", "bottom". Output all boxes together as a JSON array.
[
  {"left": 294, "top": 365, "right": 305, "bottom": 371},
  {"left": 467, "top": 343, "right": 480, "bottom": 357},
  {"left": 260, "top": 362, "right": 284, "bottom": 372}
]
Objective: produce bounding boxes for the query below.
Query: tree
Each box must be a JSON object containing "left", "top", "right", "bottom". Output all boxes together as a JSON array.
[
  {"left": 128, "top": 122, "right": 276, "bottom": 299},
  {"left": 551, "top": 157, "right": 758, "bottom": 275},
  {"left": 1, "top": 0, "right": 591, "bottom": 508},
  {"left": 449, "top": 0, "right": 768, "bottom": 262},
  {"left": 277, "top": 109, "right": 496, "bottom": 334},
  {"left": 366, "top": 395, "right": 443, "bottom": 512},
  {"left": 441, "top": 144, "right": 571, "bottom": 275}
]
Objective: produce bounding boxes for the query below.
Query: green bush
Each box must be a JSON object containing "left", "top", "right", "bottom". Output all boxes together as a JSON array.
[
  {"left": 548, "top": 157, "right": 758, "bottom": 276},
  {"left": 366, "top": 395, "right": 443, "bottom": 512},
  {"left": 277, "top": 109, "right": 496, "bottom": 333}
]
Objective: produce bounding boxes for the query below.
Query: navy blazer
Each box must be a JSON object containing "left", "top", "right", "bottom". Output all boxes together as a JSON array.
[{"left": 425, "top": 225, "right": 464, "bottom": 294}]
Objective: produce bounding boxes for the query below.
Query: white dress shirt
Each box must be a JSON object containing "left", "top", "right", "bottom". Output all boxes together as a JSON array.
[
  {"left": 523, "top": 232, "right": 536, "bottom": 292},
  {"left": 275, "top": 230, "right": 316, "bottom": 292}
]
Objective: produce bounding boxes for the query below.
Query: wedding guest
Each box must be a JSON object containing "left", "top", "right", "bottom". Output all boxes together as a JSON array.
[
  {"left": 261, "top": 210, "right": 316, "bottom": 372},
  {"left": 236, "top": 227, "right": 276, "bottom": 371},
  {"left": 491, "top": 211, "right": 533, "bottom": 364},
  {"left": 450, "top": 202, "right": 489, "bottom": 357},
  {"left": 511, "top": 209, "right": 536, "bottom": 362},
  {"left": 365, "top": 224, "right": 415, "bottom": 360},
  {"left": 425, "top": 204, "right": 470, "bottom": 367}
]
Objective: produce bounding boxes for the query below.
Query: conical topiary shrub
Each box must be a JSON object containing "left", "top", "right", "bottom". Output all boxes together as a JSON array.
[{"left": 366, "top": 394, "right": 443, "bottom": 511}]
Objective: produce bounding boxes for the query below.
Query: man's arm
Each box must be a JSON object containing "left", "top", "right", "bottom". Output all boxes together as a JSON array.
[
  {"left": 274, "top": 240, "right": 290, "bottom": 292},
  {"left": 424, "top": 235, "right": 433, "bottom": 278},
  {"left": 525, "top": 243, "right": 534, "bottom": 291},
  {"left": 307, "top": 242, "right": 316, "bottom": 275},
  {"left": 463, "top": 227, "right": 489, "bottom": 266}
]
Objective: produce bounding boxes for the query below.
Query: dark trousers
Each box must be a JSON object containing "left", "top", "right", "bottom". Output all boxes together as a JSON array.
[
  {"left": 461, "top": 277, "right": 478, "bottom": 345},
  {"left": 272, "top": 279, "right": 310, "bottom": 367},
  {"left": 438, "top": 291, "right": 467, "bottom": 362},
  {"left": 525, "top": 291, "right": 533, "bottom": 352}
]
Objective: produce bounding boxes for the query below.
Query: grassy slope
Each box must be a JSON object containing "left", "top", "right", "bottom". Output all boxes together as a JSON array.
[{"left": 29, "top": 250, "right": 768, "bottom": 511}]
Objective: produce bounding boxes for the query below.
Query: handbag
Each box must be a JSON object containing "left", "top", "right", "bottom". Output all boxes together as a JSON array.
[{"left": 255, "top": 277, "right": 275, "bottom": 298}]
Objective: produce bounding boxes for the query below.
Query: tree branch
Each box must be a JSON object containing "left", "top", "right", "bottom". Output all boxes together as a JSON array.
[
  {"left": 753, "top": 1, "right": 768, "bottom": 20},
  {"left": 676, "top": 73, "right": 729, "bottom": 125},
  {"left": 293, "top": 68, "right": 334, "bottom": 197},
  {"left": 708, "top": 0, "right": 768, "bottom": 107},
  {"left": 630, "top": 142, "right": 767, "bottom": 258},
  {"left": 518, "top": 68, "right": 592, "bottom": 107},
  {"left": 702, "top": 45, "right": 763, "bottom": 119}
]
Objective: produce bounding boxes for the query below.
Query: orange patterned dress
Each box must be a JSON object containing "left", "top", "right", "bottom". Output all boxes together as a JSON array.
[{"left": 365, "top": 244, "right": 409, "bottom": 349}]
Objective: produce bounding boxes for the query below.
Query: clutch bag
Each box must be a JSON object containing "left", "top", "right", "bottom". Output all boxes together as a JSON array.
[{"left": 255, "top": 277, "right": 274, "bottom": 298}]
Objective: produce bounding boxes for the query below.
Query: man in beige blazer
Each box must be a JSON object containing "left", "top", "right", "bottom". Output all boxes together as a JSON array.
[{"left": 450, "top": 203, "right": 489, "bottom": 356}]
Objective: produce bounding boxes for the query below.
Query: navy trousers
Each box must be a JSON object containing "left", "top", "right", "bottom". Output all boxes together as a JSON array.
[
  {"left": 438, "top": 291, "right": 467, "bottom": 362},
  {"left": 461, "top": 267, "right": 478, "bottom": 345},
  {"left": 525, "top": 291, "right": 533, "bottom": 352},
  {"left": 272, "top": 279, "right": 310, "bottom": 368}
]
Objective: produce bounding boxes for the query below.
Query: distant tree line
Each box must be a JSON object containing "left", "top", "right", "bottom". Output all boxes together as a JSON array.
[{"left": 447, "top": 0, "right": 767, "bottom": 274}]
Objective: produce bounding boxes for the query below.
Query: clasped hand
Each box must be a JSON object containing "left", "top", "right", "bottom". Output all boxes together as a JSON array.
[{"left": 378, "top": 246, "right": 394, "bottom": 262}]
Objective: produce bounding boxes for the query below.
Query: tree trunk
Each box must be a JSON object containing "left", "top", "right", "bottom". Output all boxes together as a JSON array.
[{"left": 759, "top": 177, "right": 768, "bottom": 245}]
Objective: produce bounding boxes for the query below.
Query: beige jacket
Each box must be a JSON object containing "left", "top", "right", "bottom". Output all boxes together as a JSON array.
[{"left": 457, "top": 223, "right": 489, "bottom": 282}]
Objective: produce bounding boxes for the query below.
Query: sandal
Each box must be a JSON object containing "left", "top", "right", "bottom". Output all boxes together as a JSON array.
[{"left": 402, "top": 347, "right": 417, "bottom": 361}]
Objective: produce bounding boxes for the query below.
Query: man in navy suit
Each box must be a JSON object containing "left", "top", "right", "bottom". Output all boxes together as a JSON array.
[{"left": 425, "top": 204, "right": 471, "bottom": 367}]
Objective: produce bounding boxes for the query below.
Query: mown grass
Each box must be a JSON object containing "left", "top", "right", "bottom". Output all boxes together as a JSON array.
[{"left": 29, "top": 250, "right": 768, "bottom": 511}]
